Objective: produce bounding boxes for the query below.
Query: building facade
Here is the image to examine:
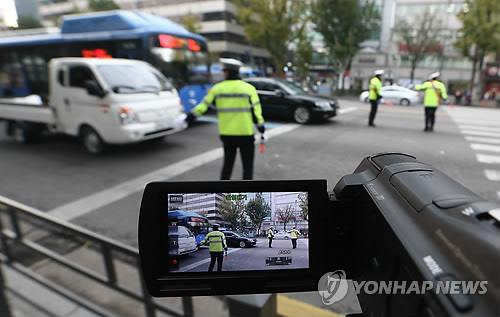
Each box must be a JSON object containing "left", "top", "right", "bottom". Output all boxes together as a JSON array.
[
  {"left": 351, "top": 0, "right": 471, "bottom": 89},
  {"left": 38, "top": 0, "right": 271, "bottom": 68}
]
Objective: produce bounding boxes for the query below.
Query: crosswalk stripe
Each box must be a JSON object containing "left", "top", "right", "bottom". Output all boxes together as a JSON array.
[
  {"left": 461, "top": 130, "right": 500, "bottom": 138},
  {"left": 453, "top": 119, "right": 500, "bottom": 127},
  {"left": 470, "top": 143, "right": 500, "bottom": 153},
  {"left": 465, "top": 136, "right": 500, "bottom": 144},
  {"left": 484, "top": 170, "right": 500, "bottom": 181},
  {"left": 459, "top": 125, "right": 500, "bottom": 132},
  {"left": 476, "top": 153, "right": 500, "bottom": 164}
]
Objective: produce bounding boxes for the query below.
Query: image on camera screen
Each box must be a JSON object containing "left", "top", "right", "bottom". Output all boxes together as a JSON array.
[{"left": 166, "top": 192, "right": 309, "bottom": 272}]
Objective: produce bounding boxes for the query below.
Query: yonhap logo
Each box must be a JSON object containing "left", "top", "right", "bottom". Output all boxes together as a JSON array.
[{"left": 318, "top": 270, "right": 349, "bottom": 305}]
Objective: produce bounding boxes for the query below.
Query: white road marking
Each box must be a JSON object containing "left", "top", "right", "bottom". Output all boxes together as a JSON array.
[
  {"left": 465, "top": 136, "right": 500, "bottom": 144},
  {"left": 47, "top": 107, "right": 360, "bottom": 221},
  {"left": 484, "top": 170, "right": 500, "bottom": 181},
  {"left": 454, "top": 119, "right": 500, "bottom": 127},
  {"left": 459, "top": 125, "right": 500, "bottom": 132},
  {"left": 177, "top": 247, "right": 243, "bottom": 273},
  {"left": 461, "top": 130, "right": 500, "bottom": 138},
  {"left": 470, "top": 143, "right": 500, "bottom": 153},
  {"left": 476, "top": 154, "right": 500, "bottom": 164}
]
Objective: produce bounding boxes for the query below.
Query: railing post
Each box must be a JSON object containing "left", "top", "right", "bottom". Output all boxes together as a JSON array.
[
  {"left": 139, "top": 274, "right": 156, "bottom": 317},
  {"left": 101, "top": 245, "right": 117, "bottom": 285},
  {"left": 182, "top": 296, "right": 194, "bottom": 317},
  {"left": 7, "top": 207, "right": 22, "bottom": 240},
  {"left": 0, "top": 263, "right": 13, "bottom": 317}
]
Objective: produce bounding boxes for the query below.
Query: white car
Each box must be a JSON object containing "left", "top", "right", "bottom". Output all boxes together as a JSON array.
[
  {"left": 360, "top": 85, "right": 421, "bottom": 106},
  {"left": 168, "top": 226, "right": 197, "bottom": 256},
  {"left": 273, "top": 230, "right": 291, "bottom": 240}
]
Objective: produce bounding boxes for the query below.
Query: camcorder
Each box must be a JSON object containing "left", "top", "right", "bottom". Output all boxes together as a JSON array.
[{"left": 138, "top": 153, "right": 500, "bottom": 316}]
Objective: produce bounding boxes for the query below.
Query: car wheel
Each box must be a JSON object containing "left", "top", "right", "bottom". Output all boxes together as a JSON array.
[
  {"left": 81, "top": 126, "right": 105, "bottom": 155},
  {"left": 400, "top": 98, "right": 411, "bottom": 106},
  {"left": 239, "top": 241, "right": 246, "bottom": 248},
  {"left": 285, "top": 236, "right": 290, "bottom": 240},
  {"left": 293, "top": 106, "right": 311, "bottom": 124}
]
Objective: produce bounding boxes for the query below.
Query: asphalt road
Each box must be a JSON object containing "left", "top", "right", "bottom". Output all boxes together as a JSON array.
[
  {"left": 1, "top": 99, "right": 500, "bottom": 247},
  {"left": 174, "top": 238, "right": 309, "bottom": 273}
]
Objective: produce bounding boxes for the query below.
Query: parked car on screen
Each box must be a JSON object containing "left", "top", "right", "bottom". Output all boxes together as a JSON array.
[
  {"left": 222, "top": 231, "right": 257, "bottom": 248},
  {"left": 244, "top": 77, "right": 338, "bottom": 124},
  {"left": 273, "top": 230, "right": 291, "bottom": 240},
  {"left": 359, "top": 85, "right": 420, "bottom": 106},
  {"left": 168, "top": 226, "right": 197, "bottom": 256}
]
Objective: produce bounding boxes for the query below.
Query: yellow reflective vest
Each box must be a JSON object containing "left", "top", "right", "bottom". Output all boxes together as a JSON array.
[
  {"left": 369, "top": 76, "right": 382, "bottom": 101},
  {"left": 289, "top": 229, "right": 300, "bottom": 239},
  {"left": 201, "top": 231, "right": 227, "bottom": 252},
  {"left": 192, "top": 80, "right": 265, "bottom": 136},
  {"left": 415, "top": 80, "right": 448, "bottom": 107},
  {"left": 267, "top": 229, "right": 274, "bottom": 239}
]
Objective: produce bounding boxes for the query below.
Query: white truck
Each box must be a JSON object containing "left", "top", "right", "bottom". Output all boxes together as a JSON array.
[{"left": 0, "top": 58, "right": 186, "bottom": 154}]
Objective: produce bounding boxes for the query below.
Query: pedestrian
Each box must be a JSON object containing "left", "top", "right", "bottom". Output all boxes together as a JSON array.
[
  {"left": 187, "top": 58, "right": 265, "bottom": 180},
  {"left": 289, "top": 226, "right": 300, "bottom": 249},
  {"left": 368, "top": 70, "right": 384, "bottom": 127},
  {"left": 454, "top": 89, "right": 463, "bottom": 105},
  {"left": 267, "top": 227, "right": 274, "bottom": 248},
  {"left": 415, "top": 72, "right": 448, "bottom": 132},
  {"left": 200, "top": 224, "right": 227, "bottom": 272}
]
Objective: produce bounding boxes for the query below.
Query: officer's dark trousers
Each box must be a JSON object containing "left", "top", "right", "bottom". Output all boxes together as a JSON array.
[
  {"left": 220, "top": 136, "right": 255, "bottom": 180},
  {"left": 291, "top": 238, "right": 297, "bottom": 249},
  {"left": 425, "top": 107, "right": 437, "bottom": 130},
  {"left": 268, "top": 237, "right": 273, "bottom": 248},
  {"left": 208, "top": 252, "right": 224, "bottom": 272},
  {"left": 369, "top": 100, "right": 379, "bottom": 125}
]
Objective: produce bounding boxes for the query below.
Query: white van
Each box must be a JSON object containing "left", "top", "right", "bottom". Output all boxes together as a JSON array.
[{"left": 0, "top": 58, "right": 186, "bottom": 154}]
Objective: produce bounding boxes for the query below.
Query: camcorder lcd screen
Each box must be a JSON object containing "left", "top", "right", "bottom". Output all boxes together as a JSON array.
[{"left": 166, "top": 192, "right": 309, "bottom": 273}]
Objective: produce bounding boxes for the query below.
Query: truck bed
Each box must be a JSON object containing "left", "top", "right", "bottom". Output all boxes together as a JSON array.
[{"left": 0, "top": 100, "right": 54, "bottom": 125}]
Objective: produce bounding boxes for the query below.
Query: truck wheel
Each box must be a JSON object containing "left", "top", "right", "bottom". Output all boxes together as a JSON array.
[
  {"left": 81, "top": 126, "right": 105, "bottom": 155},
  {"left": 12, "top": 122, "right": 40, "bottom": 144}
]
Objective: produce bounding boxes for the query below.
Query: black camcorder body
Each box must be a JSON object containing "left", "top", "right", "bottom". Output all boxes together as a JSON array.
[{"left": 138, "top": 153, "right": 500, "bottom": 316}]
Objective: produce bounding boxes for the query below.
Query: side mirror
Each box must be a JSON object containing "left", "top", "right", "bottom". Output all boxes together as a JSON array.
[
  {"left": 275, "top": 89, "right": 285, "bottom": 97},
  {"left": 84, "top": 80, "right": 106, "bottom": 98}
]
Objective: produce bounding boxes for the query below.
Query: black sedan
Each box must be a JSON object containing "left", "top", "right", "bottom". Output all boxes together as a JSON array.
[
  {"left": 244, "top": 77, "right": 338, "bottom": 124},
  {"left": 222, "top": 231, "right": 257, "bottom": 248}
]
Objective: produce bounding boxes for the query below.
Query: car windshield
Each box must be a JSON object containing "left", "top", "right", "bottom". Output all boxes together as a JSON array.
[
  {"left": 97, "top": 64, "right": 173, "bottom": 94},
  {"left": 276, "top": 79, "right": 307, "bottom": 95}
]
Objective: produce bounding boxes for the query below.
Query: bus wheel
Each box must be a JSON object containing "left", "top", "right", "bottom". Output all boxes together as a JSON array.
[{"left": 81, "top": 126, "right": 105, "bottom": 155}]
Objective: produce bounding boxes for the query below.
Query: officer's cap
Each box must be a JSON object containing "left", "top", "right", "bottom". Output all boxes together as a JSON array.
[
  {"left": 429, "top": 72, "right": 440, "bottom": 80},
  {"left": 220, "top": 58, "right": 243, "bottom": 71},
  {"left": 374, "top": 69, "right": 384, "bottom": 76},
  {"left": 212, "top": 223, "right": 220, "bottom": 228}
]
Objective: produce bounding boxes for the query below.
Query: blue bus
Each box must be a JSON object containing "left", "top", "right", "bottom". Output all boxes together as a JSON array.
[
  {"left": 0, "top": 10, "right": 210, "bottom": 110},
  {"left": 167, "top": 210, "right": 210, "bottom": 245}
]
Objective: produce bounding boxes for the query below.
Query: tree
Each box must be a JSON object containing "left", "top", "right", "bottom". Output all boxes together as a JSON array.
[
  {"left": 88, "top": 0, "right": 120, "bottom": 12},
  {"left": 313, "top": 0, "right": 380, "bottom": 89},
  {"left": 276, "top": 204, "right": 295, "bottom": 231},
  {"left": 456, "top": 0, "right": 500, "bottom": 101},
  {"left": 181, "top": 12, "right": 201, "bottom": 33},
  {"left": 234, "top": 0, "right": 307, "bottom": 76},
  {"left": 297, "top": 193, "right": 308, "bottom": 221},
  {"left": 219, "top": 199, "right": 246, "bottom": 230},
  {"left": 294, "top": 24, "right": 314, "bottom": 80},
  {"left": 245, "top": 194, "right": 271, "bottom": 235},
  {"left": 395, "top": 10, "right": 443, "bottom": 83},
  {"left": 16, "top": 16, "right": 42, "bottom": 29}
]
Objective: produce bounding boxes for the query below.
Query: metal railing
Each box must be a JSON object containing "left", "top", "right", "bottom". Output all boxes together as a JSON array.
[{"left": 0, "top": 195, "right": 194, "bottom": 317}]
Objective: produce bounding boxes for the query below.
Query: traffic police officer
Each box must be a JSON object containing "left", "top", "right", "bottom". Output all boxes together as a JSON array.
[
  {"left": 289, "top": 227, "right": 300, "bottom": 249},
  {"left": 368, "top": 69, "right": 384, "bottom": 127},
  {"left": 415, "top": 72, "right": 448, "bottom": 132},
  {"left": 267, "top": 227, "right": 274, "bottom": 248},
  {"left": 187, "top": 58, "right": 265, "bottom": 180},
  {"left": 200, "top": 224, "right": 227, "bottom": 272}
]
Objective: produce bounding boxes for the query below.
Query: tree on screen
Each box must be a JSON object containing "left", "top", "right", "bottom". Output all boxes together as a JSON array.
[
  {"left": 276, "top": 204, "right": 295, "bottom": 231},
  {"left": 245, "top": 194, "right": 271, "bottom": 235},
  {"left": 88, "top": 0, "right": 120, "bottom": 12},
  {"left": 219, "top": 199, "right": 246, "bottom": 230},
  {"left": 298, "top": 193, "right": 308, "bottom": 221}
]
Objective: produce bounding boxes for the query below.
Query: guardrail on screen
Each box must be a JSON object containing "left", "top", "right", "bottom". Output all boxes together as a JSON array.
[{"left": 0, "top": 195, "right": 193, "bottom": 317}]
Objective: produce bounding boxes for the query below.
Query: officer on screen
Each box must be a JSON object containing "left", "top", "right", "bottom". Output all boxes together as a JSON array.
[
  {"left": 267, "top": 227, "right": 274, "bottom": 248},
  {"left": 289, "top": 226, "right": 300, "bottom": 249},
  {"left": 186, "top": 58, "right": 265, "bottom": 180},
  {"left": 200, "top": 224, "right": 227, "bottom": 272}
]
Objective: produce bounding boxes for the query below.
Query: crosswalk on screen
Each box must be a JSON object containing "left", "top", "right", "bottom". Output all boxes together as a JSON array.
[{"left": 166, "top": 192, "right": 309, "bottom": 272}]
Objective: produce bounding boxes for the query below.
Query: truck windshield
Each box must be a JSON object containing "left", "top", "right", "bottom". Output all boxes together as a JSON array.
[{"left": 97, "top": 64, "right": 174, "bottom": 94}]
